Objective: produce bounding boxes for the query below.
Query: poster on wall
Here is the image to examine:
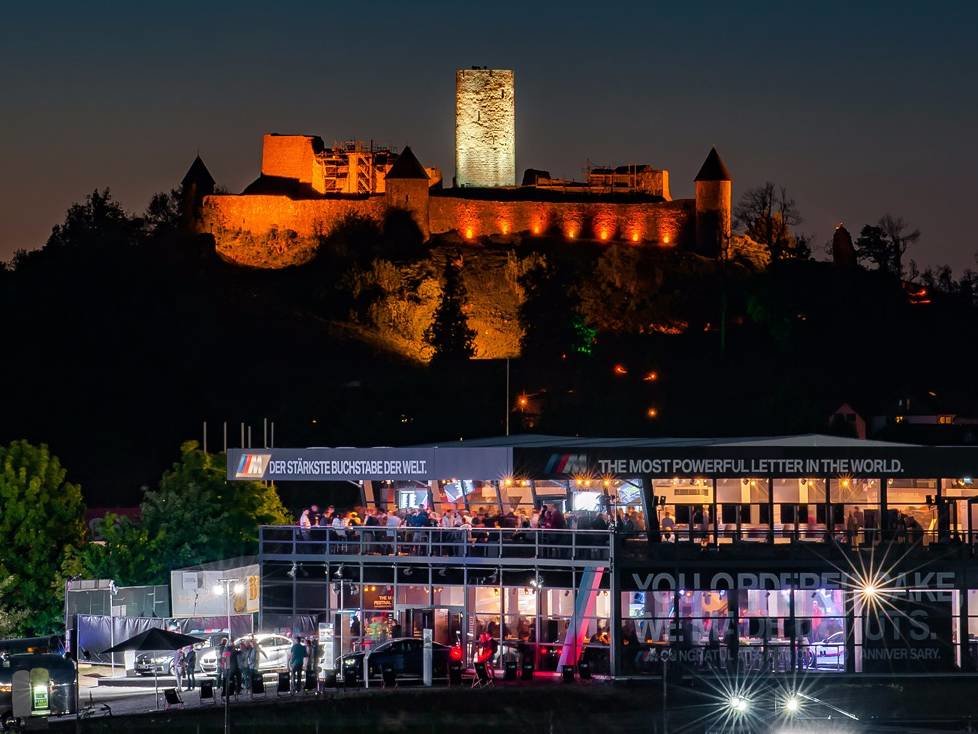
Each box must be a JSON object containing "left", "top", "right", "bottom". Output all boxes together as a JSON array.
[{"left": 861, "top": 591, "right": 954, "bottom": 673}]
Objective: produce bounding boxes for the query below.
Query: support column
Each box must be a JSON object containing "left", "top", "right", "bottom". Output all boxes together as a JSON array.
[
  {"left": 959, "top": 569, "right": 970, "bottom": 670},
  {"left": 610, "top": 561, "right": 621, "bottom": 677}
]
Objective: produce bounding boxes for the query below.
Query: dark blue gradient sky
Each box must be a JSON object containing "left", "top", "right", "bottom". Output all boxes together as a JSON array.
[{"left": 2, "top": 1, "right": 976, "bottom": 269}]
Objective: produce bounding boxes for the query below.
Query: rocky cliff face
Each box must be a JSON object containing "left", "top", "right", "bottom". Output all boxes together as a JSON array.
[
  {"left": 344, "top": 233, "right": 766, "bottom": 362},
  {"left": 357, "top": 242, "right": 542, "bottom": 361}
]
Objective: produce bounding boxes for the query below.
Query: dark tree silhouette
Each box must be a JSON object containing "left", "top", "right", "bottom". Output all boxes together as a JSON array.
[
  {"left": 144, "top": 188, "right": 182, "bottom": 234},
  {"left": 879, "top": 213, "right": 921, "bottom": 278},
  {"left": 855, "top": 225, "right": 892, "bottom": 273},
  {"left": 733, "top": 182, "right": 806, "bottom": 261},
  {"left": 424, "top": 253, "right": 476, "bottom": 364},
  {"left": 518, "top": 260, "right": 584, "bottom": 358}
]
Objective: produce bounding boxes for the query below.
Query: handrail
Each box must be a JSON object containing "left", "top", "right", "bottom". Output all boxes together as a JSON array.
[{"left": 259, "top": 524, "right": 612, "bottom": 561}]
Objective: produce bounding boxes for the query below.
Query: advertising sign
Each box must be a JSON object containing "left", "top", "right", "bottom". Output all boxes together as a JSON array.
[
  {"left": 517, "top": 446, "right": 978, "bottom": 479},
  {"left": 227, "top": 447, "right": 511, "bottom": 482},
  {"left": 861, "top": 591, "right": 955, "bottom": 672},
  {"left": 318, "top": 623, "right": 334, "bottom": 673},
  {"left": 423, "top": 628, "right": 433, "bottom": 687}
]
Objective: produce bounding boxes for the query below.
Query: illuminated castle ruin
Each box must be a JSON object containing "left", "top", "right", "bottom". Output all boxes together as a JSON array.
[
  {"left": 192, "top": 68, "right": 741, "bottom": 269},
  {"left": 455, "top": 67, "right": 516, "bottom": 188}
]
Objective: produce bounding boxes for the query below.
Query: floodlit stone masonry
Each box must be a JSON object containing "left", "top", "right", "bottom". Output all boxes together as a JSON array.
[{"left": 455, "top": 68, "right": 516, "bottom": 187}]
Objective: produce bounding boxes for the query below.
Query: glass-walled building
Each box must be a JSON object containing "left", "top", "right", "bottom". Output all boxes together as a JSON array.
[{"left": 230, "top": 434, "right": 978, "bottom": 678}]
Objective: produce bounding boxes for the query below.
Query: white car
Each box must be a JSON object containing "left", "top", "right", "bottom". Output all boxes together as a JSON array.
[
  {"left": 198, "top": 633, "right": 294, "bottom": 674},
  {"left": 811, "top": 631, "right": 846, "bottom": 668}
]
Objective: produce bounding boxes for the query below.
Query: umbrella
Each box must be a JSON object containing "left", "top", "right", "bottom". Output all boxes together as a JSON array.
[{"left": 102, "top": 628, "right": 206, "bottom": 707}]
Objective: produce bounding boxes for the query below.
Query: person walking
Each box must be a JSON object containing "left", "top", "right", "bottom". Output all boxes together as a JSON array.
[
  {"left": 305, "top": 636, "right": 317, "bottom": 690},
  {"left": 216, "top": 637, "right": 229, "bottom": 698},
  {"left": 240, "top": 640, "right": 254, "bottom": 694},
  {"left": 227, "top": 642, "right": 242, "bottom": 697},
  {"left": 173, "top": 647, "right": 186, "bottom": 692},
  {"left": 185, "top": 645, "right": 197, "bottom": 691},
  {"left": 289, "top": 637, "right": 307, "bottom": 694}
]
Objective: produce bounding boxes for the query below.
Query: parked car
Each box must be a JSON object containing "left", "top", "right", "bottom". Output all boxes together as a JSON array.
[
  {"left": 198, "top": 633, "right": 293, "bottom": 675},
  {"left": 812, "top": 630, "right": 845, "bottom": 667},
  {"left": 338, "top": 638, "right": 450, "bottom": 680},
  {"left": 135, "top": 652, "right": 177, "bottom": 676}
]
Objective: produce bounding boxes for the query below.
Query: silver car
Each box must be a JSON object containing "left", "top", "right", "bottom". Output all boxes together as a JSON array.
[{"left": 198, "top": 634, "right": 293, "bottom": 674}]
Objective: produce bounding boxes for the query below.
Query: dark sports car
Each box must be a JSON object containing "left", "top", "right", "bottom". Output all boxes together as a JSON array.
[{"left": 338, "top": 638, "right": 450, "bottom": 680}]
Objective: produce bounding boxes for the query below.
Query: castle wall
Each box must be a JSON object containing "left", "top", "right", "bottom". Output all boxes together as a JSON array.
[
  {"left": 261, "top": 135, "right": 325, "bottom": 193},
  {"left": 200, "top": 193, "right": 695, "bottom": 268},
  {"left": 430, "top": 197, "right": 693, "bottom": 245},
  {"left": 200, "top": 194, "right": 387, "bottom": 268},
  {"left": 455, "top": 69, "right": 516, "bottom": 187}
]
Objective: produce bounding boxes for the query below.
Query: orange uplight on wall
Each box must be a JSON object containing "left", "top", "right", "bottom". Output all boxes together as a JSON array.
[
  {"left": 662, "top": 235, "right": 671, "bottom": 245},
  {"left": 613, "top": 363, "right": 628, "bottom": 376},
  {"left": 465, "top": 226, "right": 475, "bottom": 240},
  {"left": 631, "top": 232, "right": 640, "bottom": 243},
  {"left": 567, "top": 229, "right": 577, "bottom": 239},
  {"left": 646, "top": 407, "right": 659, "bottom": 419},
  {"left": 532, "top": 224, "right": 541, "bottom": 235},
  {"left": 599, "top": 230, "right": 609, "bottom": 241},
  {"left": 500, "top": 221, "right": 510, "bottom": 235}
]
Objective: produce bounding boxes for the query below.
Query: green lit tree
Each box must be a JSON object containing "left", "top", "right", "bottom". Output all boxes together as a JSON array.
[
  {"left": 0, "top": 576, "right": 27, "bottom": 638},
  {"left": 135, "top": 442, "right": 291, "bottom": 581},
  {"left": 424, "top": 254, "right": 476, "bottom": 364},
  {"left": 64, "top": 514, "right": 157, "bottom": 588},
  {"left": 0, "top": 441, "right": 86, "bottom": 635}
]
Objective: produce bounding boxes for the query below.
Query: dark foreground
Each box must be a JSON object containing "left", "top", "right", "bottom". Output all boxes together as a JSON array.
[{"left": 50, "top": 678, "right": 978, "bottom": 733}]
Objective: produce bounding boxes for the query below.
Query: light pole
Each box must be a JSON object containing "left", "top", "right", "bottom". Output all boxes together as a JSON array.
[{"left": 213, "top": 578, "right": 243, "bottom": 734}]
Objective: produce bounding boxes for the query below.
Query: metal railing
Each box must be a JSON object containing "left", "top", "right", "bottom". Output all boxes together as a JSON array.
[
  {"left": 625, "top": 527, "right": 970, "bottom": 548},
  {"left": 260, "top": 525, "right": 612, "bottom": 562}
]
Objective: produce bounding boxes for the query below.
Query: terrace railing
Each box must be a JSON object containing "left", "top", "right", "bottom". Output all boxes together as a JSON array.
[{"left": 259, "top": 525, "right": 612, "bottom": 563}]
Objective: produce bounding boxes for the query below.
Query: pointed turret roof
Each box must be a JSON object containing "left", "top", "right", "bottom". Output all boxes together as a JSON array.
[
  {"left": 181, "top": 155, "right": 215, "bottom": 188},
  {"left": 385, "top": 146, "right": 429, "bottom": 180},
  {"left": 694, "top": 147, "right": 732, "bottom": 182}
]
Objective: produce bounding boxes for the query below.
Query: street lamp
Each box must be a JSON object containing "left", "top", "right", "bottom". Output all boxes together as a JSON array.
[{"left": 213, "top": 578, "right": 243, "bottom": 734}]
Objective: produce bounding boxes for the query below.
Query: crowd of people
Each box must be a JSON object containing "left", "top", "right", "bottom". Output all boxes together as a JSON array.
[{"left": 293, "top": 503, "right": 635, "bottom": 557}]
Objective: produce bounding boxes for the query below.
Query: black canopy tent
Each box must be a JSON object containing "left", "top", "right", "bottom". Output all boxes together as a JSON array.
[{"left": 102, "top": 628, "right": 205, "bottom": 707}]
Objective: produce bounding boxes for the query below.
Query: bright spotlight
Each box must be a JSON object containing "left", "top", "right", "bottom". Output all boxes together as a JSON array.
[
  {"left": 233, "top": 582, "right": 245, "bottom": 594},
  {"left": 784, "top": 695, "right": 801, "bottom": 714},
  {"left": 212, "top": 583, "right": 224, "bottom": 597},
  {"left": 861, "top": 583, "right": 879, "bottom": 598},
  {"left": 728, "top": 696, "right": 749, "bottom": 713}
]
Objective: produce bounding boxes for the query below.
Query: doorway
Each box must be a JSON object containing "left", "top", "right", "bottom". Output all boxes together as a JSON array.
[{"left": 399, "top": 607, "right": 464, "bottom": 645}]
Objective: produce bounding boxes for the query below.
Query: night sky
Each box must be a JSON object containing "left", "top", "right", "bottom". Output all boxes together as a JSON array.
[{"left": 3, "top": 1, "right": 976, "bottom": 270}]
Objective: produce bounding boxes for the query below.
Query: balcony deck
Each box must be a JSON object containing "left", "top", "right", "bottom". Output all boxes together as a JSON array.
[{"left": 259, "top": 526, "right": 612, "bottom": 568}]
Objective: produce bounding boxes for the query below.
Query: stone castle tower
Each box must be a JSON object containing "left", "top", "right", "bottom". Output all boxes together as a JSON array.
[
  {"left": 694, "top": 147, "right": 732, "bottom": 257},
  {"left": 384, "top": 146, "right": 430, "bottom": 238},
  {"left": 180, "top": 155, "right": 215, "bottom": 231},
  {"left": 455, "top": 68, "right": 515, "bottom": 187}
]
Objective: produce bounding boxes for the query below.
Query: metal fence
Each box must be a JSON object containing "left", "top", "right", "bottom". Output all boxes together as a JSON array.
[{"left": 260, "top": 525, "right": 613, "bottom": 562}]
